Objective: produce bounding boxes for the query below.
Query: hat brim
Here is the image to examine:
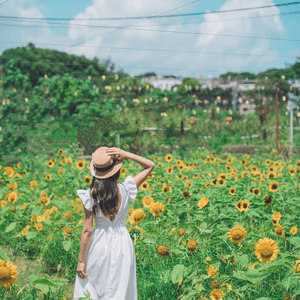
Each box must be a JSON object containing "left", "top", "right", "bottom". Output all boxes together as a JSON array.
[{"left": 90, "top": 158, "right": 123, "bottom": 179}]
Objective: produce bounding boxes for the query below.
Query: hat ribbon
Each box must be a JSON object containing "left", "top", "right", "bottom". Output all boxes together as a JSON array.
[{"left": 92, "top": 152, "right": 117, "bottom": 176}]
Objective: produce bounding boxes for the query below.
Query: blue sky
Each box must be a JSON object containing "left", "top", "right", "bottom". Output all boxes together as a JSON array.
[{"left": 1, "top": 0, "right": 299, "bottom": 79}]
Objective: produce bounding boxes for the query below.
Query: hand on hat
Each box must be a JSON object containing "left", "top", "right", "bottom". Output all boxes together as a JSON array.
[{"left": 106, "top": 147, "right": 126, "bottom": 161}]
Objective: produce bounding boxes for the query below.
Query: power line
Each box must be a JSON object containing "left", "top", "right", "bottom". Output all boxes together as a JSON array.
[
  {"left": 1, "top": 40, "right": 299, "bottom": 59},
  {"left": 0, "top": 1, "right": 299, "bottom": 21},
  {"left": 1, "top": 10, "right": 299, "bottom": 28},
  {"left": 60, "top": 0, "right": 204, "bottom": 52},
  {"left": 0, "top": 21, "right": 299, "bottom": 42},
  {"left": 0, "top": 0, "right": 10, "bottom": 7}
]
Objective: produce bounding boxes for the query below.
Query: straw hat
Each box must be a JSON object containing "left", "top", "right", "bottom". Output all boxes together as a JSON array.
[{"left": 90, "top": 147, "right": 123, "bottom": 179}]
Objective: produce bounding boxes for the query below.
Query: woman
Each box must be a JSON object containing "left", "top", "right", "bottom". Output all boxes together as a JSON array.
[{"left": 73, "top": 146, "right": 155, "bottom": 300}]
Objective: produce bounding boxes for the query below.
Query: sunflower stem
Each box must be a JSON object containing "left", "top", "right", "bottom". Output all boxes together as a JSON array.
[{"left": 12, "top": 284, "right": 16, "bottom": 300}]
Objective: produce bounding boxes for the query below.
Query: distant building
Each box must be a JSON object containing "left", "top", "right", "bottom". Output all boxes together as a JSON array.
[
  {"left": 288, "top": 79, "right": 300, "bottom": 89},
  {"left": 141, "top": 76, "right": 182, "bottom": 91},
  {"left": 239, "top": 103, "right": 256, "bottom": 115}
]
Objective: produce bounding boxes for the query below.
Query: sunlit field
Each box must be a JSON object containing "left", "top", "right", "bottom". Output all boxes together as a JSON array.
[{"left": 0, "top": 146, "right": 300, "bottom": 300}]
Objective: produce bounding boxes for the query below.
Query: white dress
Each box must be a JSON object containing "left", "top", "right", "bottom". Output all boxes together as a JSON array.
[{"left": 73, "top": 175, "right": 138, "bottom": 300}]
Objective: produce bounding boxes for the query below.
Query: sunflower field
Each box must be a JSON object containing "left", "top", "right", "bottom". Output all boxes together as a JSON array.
[{"left": 0, "top": 145, "right": 300, "bottom": 300}]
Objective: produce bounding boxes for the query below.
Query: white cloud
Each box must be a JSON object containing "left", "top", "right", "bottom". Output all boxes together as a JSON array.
[
  {"left": 194, "top": 0, "right": 286, "bottom": 74},
  {"left": 0, "top": 0, "right": 289, "bottom": 77}
]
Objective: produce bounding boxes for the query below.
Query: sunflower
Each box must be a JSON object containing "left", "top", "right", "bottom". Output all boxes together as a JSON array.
[
  {"left": 84, "top": 175, "right": 92, "bottom": 184},
  {"left": 169, "top": 227, "right": 176, "bottom": 236},
  {"left": 45, "top": 173, "right": 51, "bottom": 180},
  {"left": 187, "top": 239, "right": 198, "bottom": 252},
  {"left": 229, "top": 188, "right": 236, "bottom": 195},
  {"left": 263, "top": 195, "right": 272, "bottom": 206},
  {"left": 149, "top": 202, "right": 165, "bottom": 217},
  {"left": 142, "top": 196, "right": 154, "bottom": 208},
  {"left": 8, "top": 192, "right": 18, "bottom": 203},
  {"left": 235, "top": 200, "right": 244, "bottom": 211},
  {"left": 210, "top": 288, "right": 225, "bottom": 300},
  {"left": 161, "top": 185, "right": 169, "bottom": 193},
  {"left": 293, "top": 265, "right": 300, "bottom": 273},
  {"left": 165, "top": 154, "right": 173, "bottom": 162},
  {"left": 198, "top": 197, "right": 209, "bottom": 209},
  {"left": 207, "top": 265, "right": 219, "bottom": 278},
  {"left": 228, "top": 226, "right": 247, "bottom": 243},
  {"left": 156, "top": 245, "right": 169, "bottom": 257},
  {"left": 242, "top": 200, "right": 249, "bottom": 211},
  {"left": 267, "top": 171, "right": 277, "bottom": 179},
  {"left": 275, "top": 224, "right": 284, "bottom": 237},
  {"left": 290, "top": 227, "right": 298, "bottom": 235},
  {"left": 178, "top": 165, "right": 184, "bottom": 172},
  {"left": 211, "top": 280, "right": 219, "bottom": 288},
  {"left": 254, "top": 237, "right": 279, "bottom": 263},
  {"left": 177, "top": 229, "right": 185, "bottom": 236},
  {"left": 252, "top": 187, "right": 261, "bottom": 196},
  {"left": 128, "top": 209, "right": 146, "bottom": 224},
  {"left": 47, "top": 160, "right": 55, "bottom": 168},
  {"left": 265, "top": 159, "right": 271, "bottom": 166},
  {"left": 222, "top": 282, "right": 232, "bottom": 293},
  {"left": 182, "top": 190, "right": 191, "bottom": 200},
  {"left": 269, "top": 181, "right": 279, "bottom": 192},
  {"left": 272, "top": 219, "right": 279, "bottom": 226},
  {"left": 166, "top": 166, "right": 173, "bottom": 175},
  {"left": 140, "top": 181, "right": 149, "bottom": 190},
  {"left": 272, "top": 212, "right": 281, "bottom": 221},
  {"left": 0, "top": 259, "right": 18, "bottom": 288}
]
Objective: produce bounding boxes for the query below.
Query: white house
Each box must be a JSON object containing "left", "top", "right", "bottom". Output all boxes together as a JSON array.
[
  {"left": 141, "top": 76, "right": 182, "bottom": 91},
  {"left": 288, "top": 79, "right": 300, "bottom": 89}
]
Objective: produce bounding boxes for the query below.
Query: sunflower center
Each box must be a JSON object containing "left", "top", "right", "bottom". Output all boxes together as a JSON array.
[
  {"left": 232, "top": 230, "right": 243, "bottom": 240},
  {"left": 0, "top": 266, "right": 11, "bottom": 281},
  {"left": 260, "top": 244, "right": 274, "bottom": 258}
]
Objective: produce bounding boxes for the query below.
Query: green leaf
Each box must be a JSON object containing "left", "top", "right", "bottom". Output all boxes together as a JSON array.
[
  {"left": 146, "top": 230, "right": 160, "bottom": 236},
  {"left": 236, "top": 254, "right": 249, "bottom": 269},
  {"left": 5, "top": 222, "right": 17, "bottom": 233},
  {"left": 181, "top": 290, "right": 198, "bottom": 300},
  {"left": 180, "top": 222, "right": 197, "bottom": 227},
  {"left": 25, "top": 231, "right": 37, "bottom": 241},
  {"left": 248, "top": 210, "right": 261, "bottom": 218},
  {"left": 143, "top": 238, "right": 156, "bottom": 245},
  {"left": 246, "top": 269, "right": 271, "bottom": 284},
  {"left": 200, "top": 222, "right": 207, "bottom": 230},
  {"left": 231, "top": 271, "right": 249, "bottom": 282},
  {"left": 160, "top": 269, "right": 171, "bottom": 284},
  {"left": 31, "top": 278, "right": 60, "bottom": 287},
  {"left": 288, "top": 237, "right": 300, "bottom": 246},
  {"left": 256, "top": 260, "right": 287, "bottom": 271},
  {"left": 171, "top": 249, "right": 185, "bottom": 256},
  {"left": 0, "top": 249, "right": 11, "bottom": 262},
  {"left": 247, "top": 232, "right": 263, "bottom": 239},
  {"left": 63, "top": 241, "right": 72, "bottom": 252},
  {"left": 171, "top": 264, "right": 186, "bottom": 284}
]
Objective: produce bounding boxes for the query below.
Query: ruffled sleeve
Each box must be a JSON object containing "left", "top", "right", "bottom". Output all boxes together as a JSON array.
[
  {"left": 122, "top": 176, "right": 137, "bottom": 202},
  {"left": 76, "top": 189, "right": 93, "bottom": 211}
]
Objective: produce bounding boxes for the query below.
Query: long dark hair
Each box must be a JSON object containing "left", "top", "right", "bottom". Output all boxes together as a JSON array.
[{"left": 89, "top": 169, "right": 121, "bottom": 217}]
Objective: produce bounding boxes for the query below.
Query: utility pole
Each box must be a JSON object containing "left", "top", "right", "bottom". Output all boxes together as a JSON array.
[
  {"left": 135, "top": 120, "right": 139, "bottom": 155},
  {"left": 274, "top": 83, "right": 280, "bottom": 154},
  {"left": 127, "top": 76, "right": 129, "bottom": 95}
]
